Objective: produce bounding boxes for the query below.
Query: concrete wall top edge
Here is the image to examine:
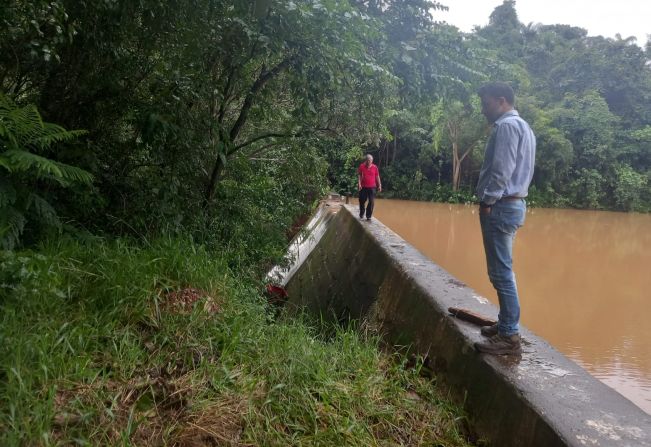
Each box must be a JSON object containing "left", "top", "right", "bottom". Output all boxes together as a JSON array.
[{"left": 336, "top": 204, "right": 651, "bottom": 446}]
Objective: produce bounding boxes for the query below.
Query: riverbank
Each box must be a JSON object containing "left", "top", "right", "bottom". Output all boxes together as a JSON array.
[
  {"left": 366, "top": 186, "right": 650, "bottom": 213},
  {"left": 0, "top": 237, "right": 474, "bottom": 445}
]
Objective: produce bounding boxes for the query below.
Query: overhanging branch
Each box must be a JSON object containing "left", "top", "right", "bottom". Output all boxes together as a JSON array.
[
  {"left": 232, "top": 132, "right": 299, "bottom": 151},
  {"left": 228, "top": 54, "right": 297, "bottom": 146}
]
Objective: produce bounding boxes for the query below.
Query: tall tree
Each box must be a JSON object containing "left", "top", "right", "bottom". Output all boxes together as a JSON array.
[{"left": 431, "top": 98, "right": 485, "bottom": 191}]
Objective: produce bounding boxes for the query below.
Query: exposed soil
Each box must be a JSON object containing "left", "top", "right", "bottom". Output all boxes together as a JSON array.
[{"left": 162, "top": 287, "right": 221, "bottom": 315}]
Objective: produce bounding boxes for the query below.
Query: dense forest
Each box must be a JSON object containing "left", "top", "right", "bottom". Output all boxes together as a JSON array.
[
  {"left": 2, "top": 0, "right": 650, "bottom": 251},
  {"left": 2, "top": 1, "right": 650, "bottom": 443}
]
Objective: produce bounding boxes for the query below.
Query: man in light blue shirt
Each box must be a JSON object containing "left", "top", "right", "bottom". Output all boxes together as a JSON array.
[{"left": 474, "top": 82, "right": 535, "bottom": 356}]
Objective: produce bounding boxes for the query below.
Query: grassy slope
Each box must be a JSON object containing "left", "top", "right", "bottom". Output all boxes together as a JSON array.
[{"left": 0, "top": 238, "right": 474, "bottom": 446}]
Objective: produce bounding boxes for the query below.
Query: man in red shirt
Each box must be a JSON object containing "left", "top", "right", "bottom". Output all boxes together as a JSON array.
[{"left": 357, "top": 154, "right": 382, "bottom": 221}]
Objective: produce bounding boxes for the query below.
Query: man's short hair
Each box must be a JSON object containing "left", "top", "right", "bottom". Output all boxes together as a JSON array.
[{"left": 478, "top": 82, "right": 515, "bottom": 105}]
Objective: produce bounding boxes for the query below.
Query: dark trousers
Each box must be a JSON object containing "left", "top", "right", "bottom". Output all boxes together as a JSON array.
[{"left": 359, "top": 187, "right": 376, "bottom": 218}]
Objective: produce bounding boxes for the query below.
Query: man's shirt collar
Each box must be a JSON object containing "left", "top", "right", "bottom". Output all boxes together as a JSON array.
[{"left": 494, "top": 109, "right": 519, "bottom": 126}]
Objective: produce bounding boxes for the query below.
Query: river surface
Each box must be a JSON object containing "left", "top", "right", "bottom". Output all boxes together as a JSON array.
[{"left": 370, "top": 199, "right": 651, "bottom": 415}]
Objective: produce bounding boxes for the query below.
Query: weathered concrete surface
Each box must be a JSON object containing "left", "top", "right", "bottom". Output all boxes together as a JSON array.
[{"left": 279, "top": 203, "right": 651, "bottom": 447}]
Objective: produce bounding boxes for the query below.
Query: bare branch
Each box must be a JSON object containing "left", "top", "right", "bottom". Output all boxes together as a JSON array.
[{"left": 459, "top": 140, "right": 480, "bottom": 163}]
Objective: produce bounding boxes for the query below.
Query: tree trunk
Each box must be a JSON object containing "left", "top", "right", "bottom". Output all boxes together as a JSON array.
[
  {"left": 392, "top": 130, "right": 398, "bottom": 163},
  {"left": 452, "top": 140, "right": 460, "bottom": 191},
  {"left": 202, "top": 56, "right": 296, "bottom": 208},
  {"left": 203, "top": 155, "right": 224, "bottom": 209},
  {"left": 452, "top": 163, "right": 461, "bottom": 191},
  {"left": 455, "top": 142, "right": 477, "bottom": 192}
]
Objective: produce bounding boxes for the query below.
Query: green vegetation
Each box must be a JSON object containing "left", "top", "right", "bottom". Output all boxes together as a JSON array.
[
  {"left": 2, "top": 0, "right": 650, "bottom": 443},
  {"left": 2, "top": 1, "right": 650, "bottom": 250},
  {"left": 361, "top": 2, "right": 651, "bottom": 212},
  {"left": 0, "top": 239, "right": 473, "bottom": 445},
  {"left": 0, "top": 94, "right": 91, "bottom": 249}
]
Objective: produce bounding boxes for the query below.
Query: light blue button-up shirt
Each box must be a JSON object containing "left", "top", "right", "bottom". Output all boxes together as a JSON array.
[{"left": 476, "top": 110, "right": 536, "bottom": 205}]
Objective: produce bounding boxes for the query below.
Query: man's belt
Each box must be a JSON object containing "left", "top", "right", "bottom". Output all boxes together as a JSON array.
[{"left": 479, "top": 196, "right": 525, "bottom": 208}]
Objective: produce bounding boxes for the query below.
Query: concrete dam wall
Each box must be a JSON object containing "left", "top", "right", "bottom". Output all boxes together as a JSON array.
[{"left": 269, "top": 202, "right": 651, "bottom": 447}]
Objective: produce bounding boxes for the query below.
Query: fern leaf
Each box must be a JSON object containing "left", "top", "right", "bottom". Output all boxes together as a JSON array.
[
  {"left": 0, "top": 207, "right": 26, "bottom": 250},
  {"left": 0, "top": 155, "right": 12, "bottom": 172},
  {"left": 54, "top": 162, "right": 94, "bottom": 184},
  {"left": 2, "top": 149, "right": 64, "bottom": 179},
  {"left": 0, "top": 120, "right": 20, "bottom": 153},
  {"left": 1, "top": 150, "right": 93, "bottom": 184},
  {"left": 0, "top": 177, "right": 17, "bottom": 208},
  {"left": 0, "top": 94, "right": 86, "bottom": 151},
  {"left": 0, "top": 93, "right": 90, "bottom": 249},
  {"left": 26, "top": 193, "right": 61, "bottom": 228},
  {"left": 2, "top": 103, "right": 44, "bottom": 147},
  {"left": 30, "top": 123, "right": 87, "bottom": 148}
]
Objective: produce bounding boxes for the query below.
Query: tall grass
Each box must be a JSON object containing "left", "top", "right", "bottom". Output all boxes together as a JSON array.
[{"left": 0, "top": 238, "right": 473, "bottom": 446}]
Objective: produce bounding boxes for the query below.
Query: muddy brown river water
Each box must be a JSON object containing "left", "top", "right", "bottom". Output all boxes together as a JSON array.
[{"left": 369, "top": 198, "right": 651, "bottom": 415}]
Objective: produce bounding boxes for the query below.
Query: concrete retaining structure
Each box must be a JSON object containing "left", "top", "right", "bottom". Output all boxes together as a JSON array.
[{"left": 273, "top": 202, "right": 651, "bottom": 447}]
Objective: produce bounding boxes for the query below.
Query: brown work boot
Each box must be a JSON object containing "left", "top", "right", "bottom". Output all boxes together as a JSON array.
[
  {"left": 480, "top": 323, "right": 498, "bottom": 337},
  {"left": 475, "top": 333, "right": 522, "bottom": 355}
]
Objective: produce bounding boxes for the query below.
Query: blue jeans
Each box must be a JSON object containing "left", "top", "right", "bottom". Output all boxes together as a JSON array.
[{"left": 479, "top": 199, "right": 526, "bottom": 336}]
